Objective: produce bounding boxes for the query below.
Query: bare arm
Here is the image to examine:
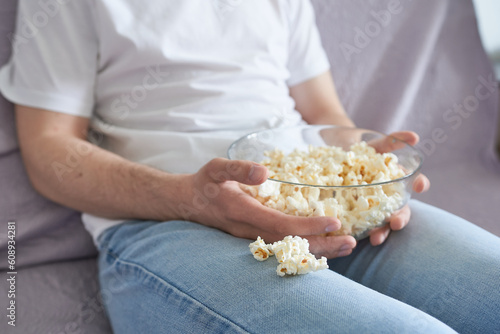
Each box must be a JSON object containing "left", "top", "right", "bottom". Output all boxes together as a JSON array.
[
  {"left": 16, "top": 105, "right": 187, "bottom": 221},
  {"left": 289, "top": 71, "right": 355, "bottom": 127}
]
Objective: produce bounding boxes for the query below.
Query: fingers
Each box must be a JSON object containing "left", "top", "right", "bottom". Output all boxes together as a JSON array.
[
  {"left": 413, "top": 174, "right": 430, "bottom": 193},
  {"left": 369, "top": 204, "right": 412, "bottom": 246},
  {"left": 199, "top": 159, "right": 352, "bottom": 258},
  {"left": 369, "top": 131, "right": 419, "bottom": 153},
  {"left": 203, "top": 158, "right": 269, "bottom": 185},
  {"left": 369, "top": 225, "right": 391, "bottom": 246},
  {"left": 237, "top": 196, "right": 342, "bottom": 237},
  {"left": 227, "top": 194, "right": 358, "bottom": 258},
  {"left": 389, "top": 205, "right": 411, "bottom": 230},
  {"left": 390, "top": 131, "right": 419, "bottom": 145},
  {"left": 248, "top": 203, "right": 358, "bottom": 258},
  {"left": 307, "top": 234, "right": 357, "bottom": 259},
  {"left": 369, "top": 204, "right": 411, "bottom": 246},
  {"left": 388, "top": 131, "right": 419, "bottom": 147}
]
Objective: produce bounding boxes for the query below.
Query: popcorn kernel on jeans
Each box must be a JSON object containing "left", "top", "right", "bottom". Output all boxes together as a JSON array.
[
  {"left": 249, "top": 237, "right": 273, "bottom": 261},
  {"left": 249, "top": 236, "right": 329, "bottom": 277},
  {"left": 255, "top": 248, "right": 269, "bottom": 260}
]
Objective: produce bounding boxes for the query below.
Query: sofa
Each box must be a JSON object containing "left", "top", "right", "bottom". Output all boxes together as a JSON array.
[{"left": 1, "top": 0, "right": 498, "bottom": 333}]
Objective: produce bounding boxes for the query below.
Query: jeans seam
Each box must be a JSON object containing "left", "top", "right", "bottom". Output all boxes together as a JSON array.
[{"left": 103, "top": 249, "right": 253, "bottom": 334}]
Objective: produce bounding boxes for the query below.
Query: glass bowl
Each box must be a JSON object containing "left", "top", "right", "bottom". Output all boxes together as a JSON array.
[{"left": 227, "top": 125, "right": 424, "bottom": 240}]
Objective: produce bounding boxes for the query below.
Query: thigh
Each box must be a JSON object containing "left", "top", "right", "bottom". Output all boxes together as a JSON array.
[
  {"left": 97, "top": 219, "right": 455, "bottom": 334},
  {"left": 329, "top": 200, "right": 500, "bottom": 334}
]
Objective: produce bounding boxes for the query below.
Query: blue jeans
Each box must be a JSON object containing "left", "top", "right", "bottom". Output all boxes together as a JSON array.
[{"left": 97, "top": 200, "right": 500, "bottom": 333}]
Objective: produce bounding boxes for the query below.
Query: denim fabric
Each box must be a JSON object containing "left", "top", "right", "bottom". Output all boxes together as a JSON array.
[{"left": 97, "top": 200, "right": 500, "bottom": 333}]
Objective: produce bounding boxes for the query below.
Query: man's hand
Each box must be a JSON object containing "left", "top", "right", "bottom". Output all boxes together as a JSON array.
[
  {"left": 368, "top": 131, "right": 431, "bottom": 246},
  {"left": 290, "top": 71, "right": 430, "bottom": 249},
  {"left": 182, "top": 158, "right": 357, "bottom": 259}
]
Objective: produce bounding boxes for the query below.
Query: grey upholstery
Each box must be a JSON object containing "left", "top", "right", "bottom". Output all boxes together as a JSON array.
[{"left": 0, "top": 259, "right": 111, "bottom": 334}]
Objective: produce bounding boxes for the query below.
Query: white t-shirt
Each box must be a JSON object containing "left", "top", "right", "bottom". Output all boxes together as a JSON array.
[{"left": 0, "top": 0, "right": 330, "bottom": 243}]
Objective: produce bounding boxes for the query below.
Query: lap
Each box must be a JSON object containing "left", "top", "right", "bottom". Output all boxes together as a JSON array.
[
  {"left": 330, "top": 200, "right": 500, "bottom": 333},
  {"left": 97, "top": 200, "right": 499, "bottom": 333}
]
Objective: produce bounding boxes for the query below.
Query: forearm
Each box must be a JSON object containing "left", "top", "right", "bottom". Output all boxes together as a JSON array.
[
  {"left": 290, "top": 71, "right": 355, "bottom": 127},
  {"left": 21, "top": 134, "right": 188, "bottom": 221},
  {"left": 307, "top": 108, "right": 355, "bottom": 127}
]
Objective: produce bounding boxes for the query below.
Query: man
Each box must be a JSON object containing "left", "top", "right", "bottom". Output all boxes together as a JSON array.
[{"left": 1, "top": 1, "right": 498, "bottom": 333}]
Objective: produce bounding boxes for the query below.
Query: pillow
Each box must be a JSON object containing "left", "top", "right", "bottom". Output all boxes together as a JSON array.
[{"left": 0, "top": 0, "right": 97, "bottom": 270}]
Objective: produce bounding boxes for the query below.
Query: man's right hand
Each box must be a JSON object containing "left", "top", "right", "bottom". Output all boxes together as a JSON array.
[{"left": 181, "top": 158, "right": 357, "bottom": 259}]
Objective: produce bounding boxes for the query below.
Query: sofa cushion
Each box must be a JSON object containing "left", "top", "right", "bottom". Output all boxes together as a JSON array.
[
  {"left": 0, "top": 258, "right": 112, "bottom": 334},
  {"left": 0, "top": 0, "right": 97, "bottom": 270}
]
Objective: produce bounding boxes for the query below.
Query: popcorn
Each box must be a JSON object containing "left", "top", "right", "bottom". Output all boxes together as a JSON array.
[
  {"left": 243, "top": 142, "right": 407, "bottom": 237},
  {"left": 276, "top": 253, "right": 329, "bottom": 277},
  {"left": 285, "top": 191, "right": 310, "bottom": 216},
  {"left": 249, "top": 237, "right": 273, "bottom": 261},
  {"left": 258, "top": 180, "right": 281, "bottom": 199},
  {"left": 249, "top": 236, "right": 329, "bottom": 277},
  {"left": 277, "top": 258, "right": 298, "bottom": 276},
  {"left": 272, "top": 236, "right": 310, "bottom": 263}
]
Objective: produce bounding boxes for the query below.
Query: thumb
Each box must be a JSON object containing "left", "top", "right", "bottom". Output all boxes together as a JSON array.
[
  {"left": 369, "top": 131, "right": 419, "bottom": 153},
  {"left": 204, "top": 158, "right": 269, "bottom": 185}
]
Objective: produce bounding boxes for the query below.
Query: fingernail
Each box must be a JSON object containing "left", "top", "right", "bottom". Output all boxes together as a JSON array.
[
  {"left": 338, "top": 249, "right": 352, "bottom": 257},
  {"left": 325, "top": 224, "right": 339, "bottom": 233},
  {"left": 340, "top": 244, "right": 352, "bottom": 252},
  {"left": 248, "top": 164, "right": 266, "bottom": 183}
]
